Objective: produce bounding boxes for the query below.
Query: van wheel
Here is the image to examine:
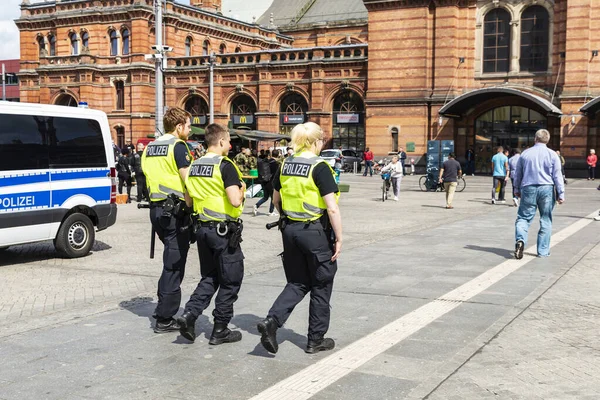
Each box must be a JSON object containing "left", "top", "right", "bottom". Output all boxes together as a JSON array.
[
  {"left": 0, "top": 246, "right": 9, "bottom": 251},
  {"left": 55, "top": 213, "right": 95, "bottom": 258}
]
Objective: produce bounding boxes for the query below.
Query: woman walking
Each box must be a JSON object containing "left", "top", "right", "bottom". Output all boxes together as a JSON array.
[
  {"left": 587, "top": 149, "right": 597, "bottom": 180},
  {"left": 380, "top": 155, "right": 403, "bottom": 201}
]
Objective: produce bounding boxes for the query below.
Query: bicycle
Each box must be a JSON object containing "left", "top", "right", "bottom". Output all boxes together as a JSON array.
[
  {"left": 419, "top": 174, "right": 466, "bottom": 192},
  {"left": 381, "top": 172, "right": 391, "bottom": 201}
]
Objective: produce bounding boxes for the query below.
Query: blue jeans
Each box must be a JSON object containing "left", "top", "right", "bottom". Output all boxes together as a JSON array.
[
  {"left": 363, "top": 160, "right": 373, "bottom": 176},
  {"left": 515, "top": 185, "right": 555, "bottom": 257}
]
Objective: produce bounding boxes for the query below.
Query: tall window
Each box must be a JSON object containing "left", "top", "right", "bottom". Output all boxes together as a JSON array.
[
  {"left": 116, "top": 126, "right": 125, "bottom": 149},
  {"left": 110, "top": 30, "right": 118, "bottom": 56},
  {"left": 202, "top": 40, "right": 210, "bottom": 56},
  {"left": 81, "top": 31, "right": 89, "bottom": 51},
  {"left": 391, "top": 127, "right": 399, "bottom": 153},
  {"left": 219, "top": 43, "right": 227, "bottom": 54},
  {"left": 48, "top": 34, "right": 56, "bottom": 56},
  {"left": 520, "top": 6, "right": 549, "bottom": 72},
  {"left": 115, "top": 81, "right": 125, "bottom": 110},
  {"left": 37, "top": 36, "right": 46, "bottom": 57},
  {"left": 483, "top": 8, "right": 511, "bottom": 73},
  {"left": 122, "top": 29, "right": 130, "bottom": 55},
  {"left": 70, "top": 33, "right": 79, "bottom": 55},
  {"left": 235, "top": 46, "right": 242, "bottom": 53},
  {"left": 185, "top": 37, "right": 192, "bottom": 57}
]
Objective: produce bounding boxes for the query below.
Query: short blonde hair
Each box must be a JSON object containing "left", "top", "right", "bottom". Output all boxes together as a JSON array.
[
  {"left": 591, "top": 149, "right": 596, "bottom": 154},
  {"left": 290, "top": 122, "right": 323, "bottom": 153}
]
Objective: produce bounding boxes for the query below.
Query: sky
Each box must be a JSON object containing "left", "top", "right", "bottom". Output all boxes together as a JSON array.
[{"left": 0, "top": 0, "right": 273, "bottom": 60}]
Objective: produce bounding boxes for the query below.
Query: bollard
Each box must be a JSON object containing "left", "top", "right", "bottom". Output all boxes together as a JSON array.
[{"left": 353, "top": 161, "right": 358, "bottom": 175}]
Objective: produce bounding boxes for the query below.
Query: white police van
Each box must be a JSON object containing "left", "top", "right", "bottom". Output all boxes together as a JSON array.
[{"left": 0, "top": 102, "right": 117, "bottom": 258}]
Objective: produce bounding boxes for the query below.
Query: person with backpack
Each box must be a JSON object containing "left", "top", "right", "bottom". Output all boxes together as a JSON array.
[
  {"left": 133, "top": 143, "right": 149, "bottom": 202},
  {"left": 253, "top": 149, "right": 280, "bottom": 216},
  {"left": 117, "top": 147, "right": 133, "bottom": 203}
]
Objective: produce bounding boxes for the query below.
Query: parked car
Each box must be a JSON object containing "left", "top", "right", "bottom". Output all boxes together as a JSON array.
[{"left": 320, "top": 149, "right": 362, "bottom": 172}]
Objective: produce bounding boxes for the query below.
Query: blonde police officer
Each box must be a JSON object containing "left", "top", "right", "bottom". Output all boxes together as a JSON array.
[
  {"left": 142, "top": 107, "right": 193, "bottom": 333},
  {"left": 177, "top": 123, "right": 246, "bottom": 344},
  {"left": 257, "top": 122, "right": 342, "bottom": 354}
]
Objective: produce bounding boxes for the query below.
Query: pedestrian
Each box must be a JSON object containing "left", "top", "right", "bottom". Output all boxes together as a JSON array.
[
  {"left": 286, "top": 147, "right": 294, "bottom": 158},
  {"left": 491, "top": 146, "right": 509, "bottom": 204},
  {"left": 397, "top": 147, "right": 407, "bottom": 174},
  {"left": 259, "top": 149, "right": 265, "bottom": 159},
  {"left": 556, "top": 150, "right": 567, "bottom": 185},
  {"left": 234, "top": 147, "right": 249, "bottom": 175},
  {"left": 257, "top": 122, "right": 342, "bottom": 355},
  {"left": 141, "top": 107, "right": 193, "bottom": 333},
  {"left": 248, "top": 148, "right": 258, "bottom": 172},
  {"left": 177, "top": 123, "right": 246, "bottom": 344},
  {"left": 508, "top": 148, "right": 521, "bottom": 207},
  {"left": 513, "top": 129, "right": 565, "bottom": 259},
  {"left": 380, "top": 155, "right": 403, "bottom": 201},
  {"left": 363, "top": 147, "right": 374, "bottom": 176},
  {"left": 586, "top": 149, "right": 596, "bottom": 180},
  {"left": 117, "top": 147, "right": 133, "bottom": 203},
  {"left": 253, "top": 149, "right": 279, "bottom": 216},
  {"left": 133, "top": 143, "right": 149, "bottom": 202},
  {"left": 125, "top": 139, "right": 135, "bottom": 154},
  {"left": 438, "top": 152, "right": 462, "bottom": 209},
  {"left": 466, "top": 147, "right": 475, "bottom": 176}
]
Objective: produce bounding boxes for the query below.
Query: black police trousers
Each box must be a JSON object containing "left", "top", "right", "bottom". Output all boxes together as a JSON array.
[
  {"left": 183, "top": 225, "right": 244, "bottom": 324},
  {"left": 135, "top": 173, "right": 149, "bottom": 202},
  {"left": 150, "top": 205, "right": 190, "bottom": 321},
  {"left": 267, "top": 221, "right": 337, "bottom": 341}
]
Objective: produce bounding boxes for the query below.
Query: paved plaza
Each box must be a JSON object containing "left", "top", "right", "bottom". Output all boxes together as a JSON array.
[{"left": 1, "top": 173, "right": 599, "bottom": 400}]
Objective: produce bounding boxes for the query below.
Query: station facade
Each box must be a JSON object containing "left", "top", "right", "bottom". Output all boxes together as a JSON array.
[{"left": 15, "top": 0, "right": 600, "bottom": 171}]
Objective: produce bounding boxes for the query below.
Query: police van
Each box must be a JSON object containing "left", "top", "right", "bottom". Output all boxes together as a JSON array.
[{"left": 0, "top": 102, "right": 118, "bottom": 258}]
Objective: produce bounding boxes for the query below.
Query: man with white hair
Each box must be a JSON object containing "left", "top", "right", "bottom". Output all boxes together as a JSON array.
[{"left": 512, "top": 129, "right": 565, "bottom": 259}]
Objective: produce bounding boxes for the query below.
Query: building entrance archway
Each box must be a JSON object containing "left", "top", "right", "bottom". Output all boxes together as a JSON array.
[
  {"left": 279, "top": 92, "right": 308, "bottom": 136},
  {"left": 332, "top": 91, "right": 365, "bottom": 150},
  {"left": 185, "top": 95, "right": 209, "bottom": 128},
  {"left": 55, "top": 93, "right": 78, "bottom": 107},
  {"left": 230, "top": 94, "right": 256, "bottom": 130}
]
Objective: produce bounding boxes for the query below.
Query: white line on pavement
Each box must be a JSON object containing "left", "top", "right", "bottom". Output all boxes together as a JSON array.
[{"left": 249, "top": 209, "right": 599, "bottom": 400}]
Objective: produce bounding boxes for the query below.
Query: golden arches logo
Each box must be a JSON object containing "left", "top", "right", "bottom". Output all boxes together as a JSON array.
[
  {"left": 239, "top": 115, "right": 247, "bottom": 124},
  {"left": 193, "top": 116, "right": 201, "bottom": 125}
]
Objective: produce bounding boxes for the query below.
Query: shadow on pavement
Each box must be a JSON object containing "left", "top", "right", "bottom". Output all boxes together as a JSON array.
[
  {"left": 0, "top": 240, "right": 112, "bottom": 266},
  {"left": 233, "top": 313, "right": 308, "bottom": 357},
  {"left": 464, "top": 244, "right": 513, "bottom": 259}
]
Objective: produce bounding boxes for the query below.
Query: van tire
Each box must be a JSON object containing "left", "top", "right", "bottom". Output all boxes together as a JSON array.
[
  {"left": 55, "top": 213, "right": 95, "bottom": 258},
  {"left": 0, "top": 246, "right": 9, "bottom": 251}
]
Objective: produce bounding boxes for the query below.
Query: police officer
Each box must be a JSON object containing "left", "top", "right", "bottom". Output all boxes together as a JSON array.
[
  {"left": 257, "top": 122, "right": 342, "bottom": 354},
  {"left": 142, "top": 107, "right": 193, "bottom": 333},
  {"left": 177, "top": 123, "right": 246, "bottom": 345}
]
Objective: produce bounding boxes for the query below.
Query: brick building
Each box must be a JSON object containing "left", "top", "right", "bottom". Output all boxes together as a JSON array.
[
  {"left": 1, "top": 59, "right": 20, "bottom": 101},
  {"left": 15, "top": 0, "right": 600, "bottom": 172}
]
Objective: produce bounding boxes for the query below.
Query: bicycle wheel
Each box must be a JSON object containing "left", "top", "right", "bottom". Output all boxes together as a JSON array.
[
  {"left": 456, "top": 176, "right": 466, "bottom": 192},
  {"left": 382, "top": 181, "right": 386, "bottom": 202},
  {"left": 419, "top": 176, "right": 428, "bottom": 192}
]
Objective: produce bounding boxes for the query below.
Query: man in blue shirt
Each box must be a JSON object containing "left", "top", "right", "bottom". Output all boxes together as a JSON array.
[
  {"left": 513, "top": 129, "right": 565, "bottom": 259},
  {"left": 491, "top": 146, "right": 509, "bottom": 204}
]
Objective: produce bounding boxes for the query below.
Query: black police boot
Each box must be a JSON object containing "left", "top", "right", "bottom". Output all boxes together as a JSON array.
[
  {"left": 153, "top": 318, "right": 181, "bottom": 334},
  {"left": 208, "top": 322, "right": 242, "bottom": 345},
  {"left": 257, "top": 317, "right": 278, "bottom": 354},
  {"left": 176, "top": 312, "right": 197, "bottom": 342},
  {"left": 305, "top": 338, "right": 335, "bottom": 354}
]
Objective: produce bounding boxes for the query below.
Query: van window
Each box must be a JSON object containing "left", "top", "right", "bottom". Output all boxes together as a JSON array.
[
  {"left": 48, "top": 117, "right": 106, "bottom": 167},
  {"left": 0, "top": 113, "right": 107, "bottom": 171},
  {"left": 0, "top": 114, "right": 49, "bottom": 171}
]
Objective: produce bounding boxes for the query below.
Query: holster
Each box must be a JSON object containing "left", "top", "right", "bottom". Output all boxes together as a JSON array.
[
  {"left": 320, "top": 214, "right": 336, "bottom": 250},
  {"left": 225, "top": 220, "right": 243, "bottom": 249}
]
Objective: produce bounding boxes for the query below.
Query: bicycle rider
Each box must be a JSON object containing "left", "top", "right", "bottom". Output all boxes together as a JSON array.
[
  {"left": 380, "top": 155, "right": 403, "bottom": 201},
  {"left": 438, "top": 153, "right": 462, "bottom": 209}
]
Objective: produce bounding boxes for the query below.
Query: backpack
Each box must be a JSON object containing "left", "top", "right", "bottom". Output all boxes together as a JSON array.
[
  {"left": 257, "top": 158, "right": 273, "bottom": 182},
  {"left": 117, "top": 155, "right": 131, "bottom": 175}
]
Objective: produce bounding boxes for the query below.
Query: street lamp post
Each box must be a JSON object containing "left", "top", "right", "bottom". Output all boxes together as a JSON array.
[{"left": 209, "top": 52, "right": 216, "bottom": 124}]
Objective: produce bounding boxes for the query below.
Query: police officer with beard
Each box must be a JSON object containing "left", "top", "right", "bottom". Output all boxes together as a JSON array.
[
  {"left": 142, "top": 107, "right": 193, "bottom": 333},
  {"left": 257, "top": 122, "right": 342, "bottom": 354},
  {"left": 177, "top": 123, "right": 247, "bottom": 345}
]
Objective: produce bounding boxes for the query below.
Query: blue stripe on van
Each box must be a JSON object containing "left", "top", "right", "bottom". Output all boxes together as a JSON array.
[
  {"left": 51, "top": 169, "right": 109, "bottom": 181},
  {"left": 0, "top": 173, "right": 50, "bottom": 188},
  {"left": 51, "top": 186, "right": 110, "bottom": 207},
  {"left": 0, "top": 190, "right": 51, "bottom": 211}
]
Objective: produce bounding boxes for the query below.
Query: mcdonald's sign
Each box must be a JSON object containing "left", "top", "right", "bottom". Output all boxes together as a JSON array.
[
  {"left": 191, "top": 115, "right": 207, "bottom": 126},
  {"left": 233, "top": 115, "right": 254, "bottom": 125}
]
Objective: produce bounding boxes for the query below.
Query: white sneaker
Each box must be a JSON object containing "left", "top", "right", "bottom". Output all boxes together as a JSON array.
[
  {"left": 500, "top": 200, "right": 506, "bottom": 204},
  {"left": 269, "top": 211, "right": 279, "bottom": 217},
  {"left": 252, "top": 206, "right": 258, "bottom": 216},
  {"left": 471, "top": 174, "right": 475, "bottom": 176},
  {"left": 491, "top": 199, "right": 496, "bottom": 205},
  {"left": 393, "top": 196, "right": 398, "bottom": 201},
  {"left": 513, "top": 197, "right": 519, "bottom": 207}
]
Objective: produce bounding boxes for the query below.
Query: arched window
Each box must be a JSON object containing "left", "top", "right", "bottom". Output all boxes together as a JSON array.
[
  {"left": 48, "top": 34, "right": 56, "bottom": 56},
  {"left": 37, "top": 36, "right": 46, "bottom": 57},
  {"left": 332, "top": 91, "right": 365, "bottom": 150},
  {"left": 219, "top": 43, "right": 227, "bottom": 54},
  {"left": 391, "top": 127, "right": 399, "bottom": 153},
  {"left": 55, "top": 93, "right": 78, "bottom": 107},
  {"left": 235, "top": 46, "right": 242, "bottom": 53},
  {"left": 185, "top": 37, "right": 192, "bottom": 57},
  {"left": 81, "top": 31, "right": 89, "bottom": 51},
  {"left": 121, "top": 28, "right": 130, "bottom": 56},
  {"left": 520, "top": 6, "right": 549, "bottom": 72},
  {"left": 110, "top": 30, "right": 118, "bottom": 56},
  {"left": 483, "top": 8, "right": 511, "bottom": 73},
  {"left": 115, "top": 81, "right": 125, "bottom": 110},
  {"left": 70, "top": 33, "right": 79, "bottom": 55},
  {"left": 202, "top": 40, "right": 210, "bottom": 56}
]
